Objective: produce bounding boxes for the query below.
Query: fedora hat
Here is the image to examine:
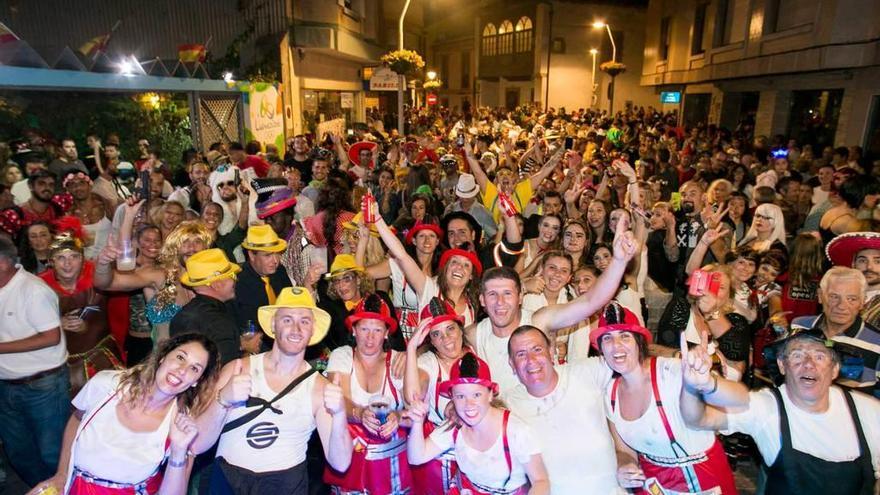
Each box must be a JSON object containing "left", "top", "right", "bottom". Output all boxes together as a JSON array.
[
  {"left": 241, "top": 224, "right": 288, "bottom": 253},
  {"left": 343, "top": 212, "right": 381, "bottom": 238},
  {"left": 455, "top": 174, "right": 480, "bottom": 199},
  {"left": 826, "top": 232, "right": 880, "bottom": 267},
  {"left": 257, "top": 287, "right": 331, "bottom": 345},
  {"left": 180, "top": 248, "right": 241, "bottom": 287},
  {"left": 324, "top": 254, "right": 365, "bottom": 280}
]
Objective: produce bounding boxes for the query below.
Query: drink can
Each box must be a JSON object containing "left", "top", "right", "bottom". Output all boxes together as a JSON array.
[{"left": 498, "top": 192, "right": 516, "bottom": 217}]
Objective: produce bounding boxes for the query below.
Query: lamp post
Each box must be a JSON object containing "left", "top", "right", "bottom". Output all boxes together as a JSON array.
[
  {"left": 589, "top": 48, "right": 598, "bottom": 108},
  {"left": 592, "top": 20, "right": 619, "bottom": 114},
  {"left": 398, "top": 0, "right": 413, "bottom": 136}
]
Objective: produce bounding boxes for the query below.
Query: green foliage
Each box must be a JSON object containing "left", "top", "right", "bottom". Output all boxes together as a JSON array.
[{"left": 0, "top": 91, "right": 193, "bottom": 171}]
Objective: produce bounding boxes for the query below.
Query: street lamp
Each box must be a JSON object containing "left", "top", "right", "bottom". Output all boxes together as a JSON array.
[
  {"left": 592, "top": 21, "right": 616, "bottom": 63},
  {"left": 427, "top": 70, "right": 437, "bottom": 81},
  {"left": 398, "top": 0, "right": 413, "bottom": 136},
  {"left": 589, "top": 48, "right": 598, "bottom": 108}
]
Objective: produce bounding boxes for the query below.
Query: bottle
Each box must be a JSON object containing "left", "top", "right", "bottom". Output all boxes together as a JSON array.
[{"left": 363, "top": 190, "right": 376, "bottom": 224}]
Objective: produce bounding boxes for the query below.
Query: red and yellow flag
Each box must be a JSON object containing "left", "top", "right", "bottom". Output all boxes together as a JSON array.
[
  {"left": 178, "top": 43, "right": 206, "bottom": 63},
  {"left": 79, "top": 33, "right": 111, "bottom": 58},
  {"left": 0, "top": 21, "right": 20, "bottom": 44}
]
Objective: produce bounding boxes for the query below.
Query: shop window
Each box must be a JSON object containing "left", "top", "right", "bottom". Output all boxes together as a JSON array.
[{"left": 482, "top": 23, "right": 497, "bottom": 56}]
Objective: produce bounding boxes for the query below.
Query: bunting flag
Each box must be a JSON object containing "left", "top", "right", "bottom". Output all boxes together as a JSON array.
[
  {"left": 79, "top": 32, "right": 111, "bottom": 58},
  {"left": 0, "top": 21, "right": 20, "bottom": 44},
  {"left": 178, "top": 43, "right": 206, "bottom": 63}
]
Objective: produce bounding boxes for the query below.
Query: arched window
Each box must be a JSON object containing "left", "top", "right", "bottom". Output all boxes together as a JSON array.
[
  {"left": 514, "top": 16, "right": 533, "bottom": 52},
  {"left": 482, "top": 23, "right": 497, "bottom": 56},
  {"left": 498, "top": 20, "right": 514, "bottom": 54}
]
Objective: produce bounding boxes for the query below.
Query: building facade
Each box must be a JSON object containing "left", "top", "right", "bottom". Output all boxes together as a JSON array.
[{"left": 641, "top": 0, "right": 880, "bottom": 154}]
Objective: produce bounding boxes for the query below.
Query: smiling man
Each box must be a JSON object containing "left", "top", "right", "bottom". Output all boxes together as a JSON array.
[
  {"left": 680, "top": 328, "right": 880, "bottom": 494},
  {"left": 504, "top": 325, "right": 619, "bottom": 494},
  {"left": 827, "top": 232, "right": 880, "bottom": 329}
]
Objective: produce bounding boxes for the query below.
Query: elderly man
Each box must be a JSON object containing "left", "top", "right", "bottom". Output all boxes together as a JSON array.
[
  {"left": 827, "top": 232, "right": 880, "bottom": 328},
  {"left": 680, "top": 328, "right": 880, "bottom": 494},
  {"left": 170, "top": 248, "right": 242, "bottom": 364},
  {"left": 192, "top": 287, "right": 353, "bottom": 493},
  {"left": 504, "top": 326, "right": 620, "bottom": 494}
]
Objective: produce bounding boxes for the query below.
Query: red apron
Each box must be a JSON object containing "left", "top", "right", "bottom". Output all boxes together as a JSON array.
[
  {"left": 611, "top": 358, "right": 738, "bottom": 495},
  {"left": 324, "top": 353, "right": 413, "bottom": 495},
  {"left": 447, "top": 410, "right": 529, "bottom": 495}
]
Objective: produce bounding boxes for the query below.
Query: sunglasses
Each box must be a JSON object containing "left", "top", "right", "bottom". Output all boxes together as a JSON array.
[{"left": 217, "top": 181, "right": 236, "bottom": 188}]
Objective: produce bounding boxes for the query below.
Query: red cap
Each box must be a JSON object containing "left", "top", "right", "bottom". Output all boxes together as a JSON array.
[
  {"left": 438, "top": 352, "right": 498, "bottom": 398},
  {"left": 589, "top": 302, "right": 652, "bottom": 350},
  {"left": 419, "top": 297, "right": 464, "bottom": 330},
  {"left": 438, "top": 248, "right": 483, "bottom": 277},
  {"left": 405, "top": 221, "right": 444, "bottom": 245},
  {"left": 345, "top": 293, "right": 398, "bottom": 334}
]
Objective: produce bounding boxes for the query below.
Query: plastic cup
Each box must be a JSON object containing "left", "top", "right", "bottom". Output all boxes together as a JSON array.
[
  {"left": 368, "top": 395, "right": 390, "bottom": 425},
  {"left": 241, "top": 320, "right": 257, "bottom": 338},
  {"left": 116, "top": 239, "right": 137, "bottom": 271},
  {"left": 34, "top": 485, "right": 59, "bottom": 495}
]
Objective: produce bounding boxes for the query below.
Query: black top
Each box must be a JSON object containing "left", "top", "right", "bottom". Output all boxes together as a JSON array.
[
  {"left": 657, "top": 293, "right": 751, "bottom": 362},
  {"left": 284, "top": 156, "right": 313, "bottom": 185},
  {"left": 232, "top": 261, "right": 292, "bottom": 332},
  {"left": 646, "top": 229, "right": 677, "bottom": 292},
  {"left": 170, "top": 294, "right": 240, "bottom": 365}
]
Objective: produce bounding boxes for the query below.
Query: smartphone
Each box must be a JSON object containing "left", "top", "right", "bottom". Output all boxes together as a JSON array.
[
  {"left": 79, "top": 305, "right": 101, "bottom": 319},
  {"left": 138, "top": 170, "right": 151, "bottom": 204},
  {"left": 234, "top": 168, "right": 241, "bottom": 187},
  {"left": 564, "top": 137, "right": 574, "bottom": 150}
]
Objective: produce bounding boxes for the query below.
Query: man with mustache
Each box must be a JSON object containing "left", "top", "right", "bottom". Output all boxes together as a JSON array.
[
  {"left": 21, "top": 170, "right": 65, "bottom": 224},
  {"left": 828, "top": 232, "right": 880, "bottom": 328}
]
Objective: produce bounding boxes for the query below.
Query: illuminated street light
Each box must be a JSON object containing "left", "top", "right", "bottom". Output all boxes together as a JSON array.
[
  {"left": 427, "top": 70, "right": 437, "bottom": 81},
  {"left": 117, "top": 58, "right": 134, "bottom": 75},
  {"left": 592, "top": 20, "right": 616, "bottom": 62},
  {"left": 223, "top": 71, "right": 234, "bottom": 83},
  {"left": 589, "top": 48, "right": 598, "bottom": 108},
  {"left": 398, "top": 0, "right": 413, "bottom": 135}
]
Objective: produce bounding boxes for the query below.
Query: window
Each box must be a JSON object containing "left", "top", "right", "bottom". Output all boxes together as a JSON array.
[
  {"left": 765, "top": 0, "right": 815, "bottom": 33},
  {"left": 659, "top": 17, "right": 671, "bottom": 61},
  {"left": 461, "top": 51, "right": 471, "bottom": 89},
  {"left": 482, "top": 23, "right": 497, "bottom": 56},
  {"left": 715, "top": 0, "right": 748, "bottom": 46},
  {"left": 498, "top": 20, "right": 514, "bottom": 54},
  {"left": 440, "top": 54, "right": 450, "bottom": 85},
  {"left": 691, "top": 3, "right": 708, "bottom": 55},
  {"left": 514, "top": 16, "right": 533, "bottom": 53}
]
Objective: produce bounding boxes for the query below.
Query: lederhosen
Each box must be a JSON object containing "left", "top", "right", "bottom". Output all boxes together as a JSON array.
[
  {"left": 448, "top": 410, "right": 528, "bottom": 495},
  {"left": 411, "top": 359, "right": 459, "bottom": 495},
  {"left": 324, "top": 352, "right": 413, "bottom": 495},
  {"left": 764, "top": 386, "right": 874, "bottom": 494},
  {"left": 67, "top": 392, "right": 166, "bottom": 495},
  {"left": 610, "top": 358, "right": 738, "bottom": 494}
]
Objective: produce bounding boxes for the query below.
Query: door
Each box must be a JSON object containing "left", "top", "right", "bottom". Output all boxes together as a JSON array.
[{"left": 505, "top": 89, "right": 519, "bottom": 110}]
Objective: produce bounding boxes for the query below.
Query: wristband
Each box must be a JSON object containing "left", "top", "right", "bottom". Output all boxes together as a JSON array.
[
  {"left": 168, "top": 457, "right": 187, "bottom": 468},
  {"left": 216, "top": 391, "right": 234, "bottom": 409}
]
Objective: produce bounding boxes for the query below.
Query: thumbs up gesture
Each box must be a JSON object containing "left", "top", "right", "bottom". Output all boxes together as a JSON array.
[
  {"left": 324, "top": 374, "right": 345, "bottom": 417},
  {"left": 219, "top": 359, "right": 252, "bottom": 406}
]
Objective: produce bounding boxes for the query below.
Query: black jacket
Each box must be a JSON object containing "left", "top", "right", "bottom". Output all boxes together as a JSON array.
[
  {"left": 232, "top": 261, "right": 292, "bottom": 331},
  {"left": 170, "top": 294, "right": 240, "bottom": 365}
]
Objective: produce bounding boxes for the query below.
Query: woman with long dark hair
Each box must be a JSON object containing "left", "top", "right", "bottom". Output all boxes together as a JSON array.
[{"left": 30, "top": 333, "right": 220, "bottom": 495}]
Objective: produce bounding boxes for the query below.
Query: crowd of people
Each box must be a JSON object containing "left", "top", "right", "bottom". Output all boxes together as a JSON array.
[{"left": 0, "top": 101, "right": 878, "bottom": 495}]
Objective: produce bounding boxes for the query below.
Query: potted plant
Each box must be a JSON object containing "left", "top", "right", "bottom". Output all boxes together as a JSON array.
[
  {"left": 381, "top": 49, "right": 426, "bottom": 76},
  {"left": 599, "top": 61, "right": 627, "bottom": 77},
  {"left": 423, "top": 79, "right": 442, "bottom": 90}
]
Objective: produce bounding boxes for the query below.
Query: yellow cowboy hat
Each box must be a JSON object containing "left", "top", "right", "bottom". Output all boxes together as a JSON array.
[
  {"left": 180, "top": 248, "right": 241, "bottom": 287},
  {"left": 257, "top": 287, "right": 331, "bottom": 345},
  {"left": 324, "top": 253, "right": 364, "bottom": 280},
  {"left": 241, "top": 224, "right": 288, "bottom": 252},
  {"left": 342, "top": 212, "right": 380, "bottom": 238}
]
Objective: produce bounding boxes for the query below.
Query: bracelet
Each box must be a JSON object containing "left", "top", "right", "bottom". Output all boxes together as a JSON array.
[
  {"left": 216, "top": 391, "right": 234, "bottom": 409},
  {"left": 167, "top": 457, "right": 187, "bottom": 468},
  {"left": 703, "top": 375, "right": 719, "bottom": 396}
]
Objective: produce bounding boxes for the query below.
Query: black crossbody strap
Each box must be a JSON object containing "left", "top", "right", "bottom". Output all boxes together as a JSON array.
[{"left": 221, "top": 367, "right": 317, "bottom": 434}]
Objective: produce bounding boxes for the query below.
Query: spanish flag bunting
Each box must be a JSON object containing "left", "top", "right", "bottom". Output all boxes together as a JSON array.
[
  {"left": 79, "top": 33, "right": 111, "bottom": 58},
  {"left": 178, "top": 43, "right": 206, "bottom": 63}
]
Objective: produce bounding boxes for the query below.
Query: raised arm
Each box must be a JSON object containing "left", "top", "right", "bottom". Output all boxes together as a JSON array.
[
  {"left": 403, "top": 322, "right": 432, "bottom": 404},
  {"left": 679, "top": 331, "right": 749, "bottom": 431},
  {"left": 333, "top": 134, "right": 350, "bottom": 171},
  {"left": 93, "top": 245, "right": 163, "bottom": 292},
  {"left": 371, "top": 203, "right": 428, "bottom": 294},
  {"left": 355, "top": 221, "right": 392, "bottom": 280},
  {"left": 463, "top": 140, "right": 490, "bottom": 193},
  {"left": 405, "top": 399, "right": 445, "bottom": 465},
  {"left": 529, "top": 147, "right": 563, "bottom": 190},
  {"left": 685, "top": 224, "right": 728, "bottom": 275},
  {"left": 532, "top": 218, "right": 636, "bottom": 332}
]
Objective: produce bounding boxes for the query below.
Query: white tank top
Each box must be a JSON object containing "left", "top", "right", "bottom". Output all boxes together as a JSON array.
[
  {"left": 216, "top": 354, "right": 318, "bottom": 473},
  {"left": 475, "top": 310, "right": 532, "bottom": 396}
]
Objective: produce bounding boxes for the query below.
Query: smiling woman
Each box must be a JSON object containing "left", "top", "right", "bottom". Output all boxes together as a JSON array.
[{"left": 29, "top": 333, "right": 220, "bottom": 495}]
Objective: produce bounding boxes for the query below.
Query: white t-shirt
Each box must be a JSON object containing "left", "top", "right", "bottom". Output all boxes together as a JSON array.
[
  {"left": 326, "top": 346, "right": 405, "bottom": 409},
  {"left": 605, "top": 358, "right": 718, "bottom": 458},
  {"left": 389, "top": 257, "right": 420, "bottom": 311},
  {"left": 474, "top": 310, "right": 533, "bottom": 395},
  {"left": 72, "top": 371, "right": 174, "bottom": 483},
  {"left": 724, "top": 385, "right": 880, "bottom": 474},
  {"left": 429, "top": 412, "right": 540, "bottom": 491},
  {"left": 0, "top": 266, "right": 66, "bottom": 379},
  {"left": 505, "top": 359, "right": 622, "bottom": 494}
]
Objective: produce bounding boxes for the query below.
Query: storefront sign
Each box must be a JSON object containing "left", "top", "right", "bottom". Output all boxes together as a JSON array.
[
  {"left": 370, "top": 67, "right": 400, "bottom": 91},
  {"left": 341, "top": 92, "right": 353, "bottom": 109},
  {"left": 660, "top": 91, "right": 681, "bottom": 104},
  {"left": 244, "top": 82, "right": 285, "bottom": 150}
]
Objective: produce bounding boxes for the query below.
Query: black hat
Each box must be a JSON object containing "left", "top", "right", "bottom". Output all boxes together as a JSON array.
[
  {"left": 763, "top": 327, "right": 838, "bottom": 385},
  {"left": 250, "top": 178, "right": 288, "bottom": 204},
  {"left": 440, "top": 211, "right": 482, "bottom": 247}
]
